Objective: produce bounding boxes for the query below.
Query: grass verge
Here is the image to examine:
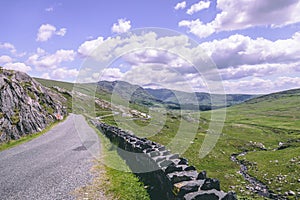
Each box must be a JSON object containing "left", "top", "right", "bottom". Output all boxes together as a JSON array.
[{"left": 78, "top": 119, "right": 150, "bottom": 200}]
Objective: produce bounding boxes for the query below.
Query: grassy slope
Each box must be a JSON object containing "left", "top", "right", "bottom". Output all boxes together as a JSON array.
[
  {"left": 34, "top": 77, "right": 74, "bottom": 91},
  {"left": 145, "top": 89, "right": 300, "bottom": 199},
  {"left": 91, "top": 86, "right": 300, "bottom": 199}
]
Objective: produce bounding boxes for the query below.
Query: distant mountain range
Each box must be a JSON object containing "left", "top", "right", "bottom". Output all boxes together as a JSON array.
[{"left": 96, "top": 80, "right": 257, "bottom": 110}]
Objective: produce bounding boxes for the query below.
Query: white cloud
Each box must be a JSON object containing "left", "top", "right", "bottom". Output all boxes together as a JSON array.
[
  {"left": 201, "top": 32, "right": 300, "bottom": 69},
  {"left": 78, "top": 36, "right": 104, "bottom": 57},
  {"left": 0, "top": 55, "right": 13, "bottom": 64},
  {"left": 186, "top": 1, "right": 210, "bottom": 15},
  {"left": 111, "top": 19, "right": 131, "bottom": 34},
  {"left": 219, "top": 63, "right": 283, "bottom": 80},
  {"left": 27, "top": 49, "right": 76, "bottom": 69},
  {"left": 51, "top": 68, "right": 79, "bottom": 79},
  {"left": 36, "top": 24, "right": 67, "bottom": 42},
  {"left": 56, "top": 28, "right": 67, "bottom": 36},
  {"left": 179, "top": 0, "right": 300, "bottom": 38},
  {"left": 45, "top": 7, "right": 54, "bottom": 12},
  {"left": 76, "top": 30, "right": 300, "bottom": 93},
  {"left": 3, "top": 62, "right": 32, "bottom": 73},
  {"left": 179, "top": 19, "right": 215, "bottom": 38},
  {"left": 0, "top": 42, "right": 16, "bottom": 54},
  {"left": 174, "top": 1, "right": 186, "bottom": 10},
  {"left": 99, "top": 68, "right": 124, "bottom": 82},
  {"left": 223, "top": 76, "right": 300, "bottom": 94},
  {"left": 41, "top": 72, "right": 51, "bottom": 79}
]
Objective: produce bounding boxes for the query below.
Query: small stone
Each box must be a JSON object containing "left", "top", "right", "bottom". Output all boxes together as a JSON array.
[
  {"left": 200, "top": 178, "right": 220, "bottom": 191},
  {"left": 197, "top": 171, "right": 207, "bottom": 180},
  {"left": 222, "top": 191, "right": 237, "bottom": 200},
  {"left": 288, "top": 190, "right": 295, "bottom": 196}
]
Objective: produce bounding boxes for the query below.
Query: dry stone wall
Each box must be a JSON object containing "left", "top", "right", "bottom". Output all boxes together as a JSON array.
[{"left": 94, "top": 121, "right": 237, "bottom": 200}]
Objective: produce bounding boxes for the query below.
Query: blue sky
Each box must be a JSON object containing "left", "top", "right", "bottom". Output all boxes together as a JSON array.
[{"left": 1, "top": 0, "right": 300, "bottom": 94}]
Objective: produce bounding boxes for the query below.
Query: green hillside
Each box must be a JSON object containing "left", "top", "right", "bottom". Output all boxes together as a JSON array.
[
  {"left": 34, "top": 77, "right": 75, "bottom": 91},
  {"left": 147, "top": 88, "right": 300, "bottom": 199},
  {"left": 226, "top": 88, "right": 300, "bottom": 130}
]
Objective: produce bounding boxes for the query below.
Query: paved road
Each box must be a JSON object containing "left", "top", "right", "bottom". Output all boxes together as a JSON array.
[{"left": 0, "top": 114, "right": 101, "bottom": 200}]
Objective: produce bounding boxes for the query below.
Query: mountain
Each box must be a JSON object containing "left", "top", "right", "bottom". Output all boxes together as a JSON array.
[
  {"left": 33, "top": 78, "right": 258, "bottom": 111},
  {"left": 97, "top": 81, "right": 162, "bottom": 106},
  {"left": 146, "top": 88, "right": 257, "bottom": 110},
  {"left": 0, "top": 68, "right": 67, "bottom": 143}
]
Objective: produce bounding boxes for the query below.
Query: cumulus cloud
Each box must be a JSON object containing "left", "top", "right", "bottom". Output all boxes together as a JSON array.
[
  {"left": 218, "top": 63, "right": 284, "bottom": 80},
  {"left": 36, "top": 24, "right": 67, "bottom": 42},
  {"left": 0, "top": 55, "right": 13, "bottom": 64},
  {"left": 223, "top": 76, "right": 300, "bottom": 94},
  {"left": 0, "top": 42, "right": 16, "bottom": 54},
  {"left": 186, "top": 1, "right": 210, "bottom": 15},
  {"left": 3, "top": 62, "right": 32, "bottom": 73},
  {"left": 174, "top": 1, "right": 186, "bottom": 10},
  {"left": 111, "top": 19, "right": 131, "bottom": 34},
  {"left": 78, "top": 36, "right": 104, "bottom": 57},
  {"left": 99, "top": 68, "right": 124, "bottom": 82},
  {"left": 179, "top": 0, "right": 300, "bottom": 38},
  {"left": 51, "top": 68, "right": 79, "bottom": 79},
  {"left": 56, "top": 28, "right": 67, "bottom": 36},
  {"left": 27, "top": 49, "right": 76, "bottom": 69},
  {"left": 76, "top": 30, "right": 300, "bottom": 93},
  {"left": 121, "top": 63, "right": 196, "bottom": 92},
  {"left": 200, "top": 32, "right": 300, "bottom": 69},
  {"left": 179, "top": 19, "right": 215, "bottom": 38}
]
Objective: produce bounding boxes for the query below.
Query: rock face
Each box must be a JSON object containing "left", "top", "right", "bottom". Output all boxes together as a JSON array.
[{"left": 0, "top": 68, "right": 67, "bottom": 143}]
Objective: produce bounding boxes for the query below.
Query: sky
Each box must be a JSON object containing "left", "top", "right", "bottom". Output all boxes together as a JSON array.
[{"left": 1, "top": 0, "right": 300, "bottom": 94}]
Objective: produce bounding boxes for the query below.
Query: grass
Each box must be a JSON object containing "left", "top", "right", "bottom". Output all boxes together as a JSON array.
[
  {"left": 0, "top": 118, "right": 66, "bottom": 152},
  {"left": 34, "top": 77, "right": 74, "bottom": 91},
  {"left": 242, "top": 145, "right": 300, "bottom": 194},
  {"left": 81, "top": 119, "right": 151, "bottom": 200}
]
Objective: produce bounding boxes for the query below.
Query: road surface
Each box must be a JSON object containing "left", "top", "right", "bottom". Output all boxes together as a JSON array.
[{"left": 0, "top": 114, "right": 101, "bottom": 200}]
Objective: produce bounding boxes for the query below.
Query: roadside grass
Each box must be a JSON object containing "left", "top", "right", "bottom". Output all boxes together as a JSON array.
[
  {"left": 84, "top": 119, "right": 150, "bottom": 200},
  {"left": 0, "top": 118, "right": 66, "bottom": 152}
]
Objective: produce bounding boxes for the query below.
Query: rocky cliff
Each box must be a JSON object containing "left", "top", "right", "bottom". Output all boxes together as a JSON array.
[{"left": 0, "top": 67, "right": 67, "bottom": 143}]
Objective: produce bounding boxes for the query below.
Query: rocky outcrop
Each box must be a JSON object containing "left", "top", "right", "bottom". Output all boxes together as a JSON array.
[
  {"left": 93, "top": 120, "right": 237, "bottom": 200},
  {"left": 0, "top": 68, "right": 67, "bottom": 143}
]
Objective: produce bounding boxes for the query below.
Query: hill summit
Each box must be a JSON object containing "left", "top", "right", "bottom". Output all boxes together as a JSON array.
[{"left": 0, "top": 67, "right": 67, "bottom": 143}]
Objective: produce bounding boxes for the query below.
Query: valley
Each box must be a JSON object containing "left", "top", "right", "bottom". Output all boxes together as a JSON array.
[{"left": 34, "top": 77, "right": 300, "bottom": 199}]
